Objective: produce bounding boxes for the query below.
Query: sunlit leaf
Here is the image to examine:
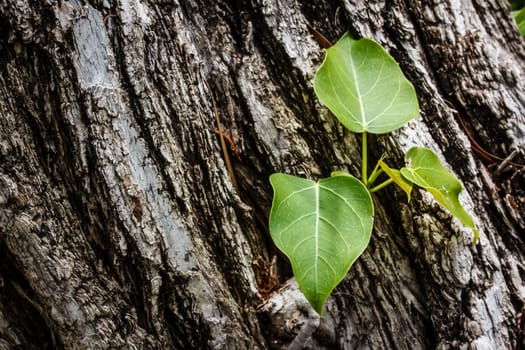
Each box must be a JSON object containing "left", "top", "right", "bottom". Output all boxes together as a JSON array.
[
  {"left": 378, "top": 160, "right": 413, "bottom": 201},
  {"left": 269, "top": 173, "right": 374, "bottom": 314},
  {"left": 314, "top": 33, "right": 419, "bottom": 134},
  {"left": 400, "top": 147, "right": 478, "bottom": 242}
]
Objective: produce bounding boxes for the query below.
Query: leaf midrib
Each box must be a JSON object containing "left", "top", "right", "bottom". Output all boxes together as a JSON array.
[
  {"left": 347, "top": 45, "right": 367, "bottom": 130},
  {"left": 313, "top": 183, "right": 320, "bottom": 305}
]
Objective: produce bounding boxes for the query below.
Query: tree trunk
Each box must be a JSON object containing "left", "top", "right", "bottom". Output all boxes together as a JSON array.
[{"left": 0, "top": 0, "right": 523, "bottom": 349}]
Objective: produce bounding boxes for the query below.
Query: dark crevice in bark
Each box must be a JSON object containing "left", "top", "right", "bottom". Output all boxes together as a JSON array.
[
  {"left": 356, "top": 265, "right": 399, "bottom": 349},
  {"left": 0, "top": 15, "right": 10, "bottom": 50},
  {"left": 0, "top": 243, "right": 61, "bottom": 350},
  {"left": 477, "top": 164, "right": 523, "bottom": 241},
  {"left": 9, "top": 59, "right": 51, "bottom": 178},
  {"left": 169, "top": 284, "right": 215, "bottom": 349},
  {"left": 171, "top": 290, "right": 220, "bottom": 349},
  {"left": 216, "top": 0, "right": 251, "bottom": 56},
  {"left": 116, "top": 228, "right": 153, "bottom": 333},
  {"left": 155, "top": 243, "right": 201, "bottom": 346},
  {"left": 299, "top": 0, "right": 349, "bottom": 43},
  {"left": 159, "top": 280, "right": 193, "bottom": 349},
  {"left": 372, "top": 192, "right": 415, "bottom": 258}
]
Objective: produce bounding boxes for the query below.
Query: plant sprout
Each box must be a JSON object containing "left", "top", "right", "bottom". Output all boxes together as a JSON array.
[{"left": 268, "top": 33, "right": 478, "bottom": 315}]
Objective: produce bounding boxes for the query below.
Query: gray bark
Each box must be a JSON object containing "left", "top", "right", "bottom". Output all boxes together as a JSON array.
[{"left": 0, "top": 0, "right": 523, "bottom": 349}]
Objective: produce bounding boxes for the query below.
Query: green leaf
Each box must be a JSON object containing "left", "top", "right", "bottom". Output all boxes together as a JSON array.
[
  {"left": 269, "top": 173, "right": 374, "bottom": 314},
  {"left": 400, "top": 147, "right": 479, "bottom": 242},
  {"left": 513, "top": 7, "right": 525, "bottom": 36},
  {"left": 378, "top": 160, "right": 413, "bottom": 201},
  {"left": 313, "top": 33, "right": 419, "bottom": 134}
]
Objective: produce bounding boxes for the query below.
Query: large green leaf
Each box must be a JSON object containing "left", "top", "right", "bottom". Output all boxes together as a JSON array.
[
  {"left": 313, "top": 33, "right": 419, "bottom": 134},
  {"left": 269, "top": 173, "right": 374, "bottom": 314},
  {"left": 400, "top": 147, "right": 478, "bottom": 242}
]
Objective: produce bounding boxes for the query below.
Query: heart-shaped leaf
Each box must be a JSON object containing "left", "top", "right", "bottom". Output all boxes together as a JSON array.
[
  {"left": 378, "top": 160, "right": 413, "bottom": 201},
  {"left": 400, "top": 147, "right": 478, "bottom": 242},
  {"left": 269, "top": 173, "right": 374, "bottom": 314},
  {"left": 314, "top": 33, "right": 419, "bottom": 134}
]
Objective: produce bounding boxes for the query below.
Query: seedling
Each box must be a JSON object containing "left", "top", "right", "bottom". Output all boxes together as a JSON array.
[{"left": 268, "top": 33, "right": 478, "bottom": 315}]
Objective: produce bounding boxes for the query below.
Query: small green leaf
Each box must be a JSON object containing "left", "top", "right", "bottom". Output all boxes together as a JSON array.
[
  {"left": 269, "top": 173, "right": 374, "bottom": 314},
  {"left": 314, "top": 33, "right": 419, "bottom": 134},
  {"left": 400, "top": 147, "right": 478, "bottom": 242},
  {"left": 378, "top": 160, "right": 413, "bottom": 201}
]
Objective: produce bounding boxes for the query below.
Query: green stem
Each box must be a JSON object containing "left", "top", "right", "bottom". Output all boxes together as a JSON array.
[
  {"left": 362, "top": 132, "right": 368, "bottom": 186},
  {"left": 367, "top": 165, "right": 383, "bottom": 186},
  {"left": 369, "top": 178, "right": 394, "bottom": 193}
]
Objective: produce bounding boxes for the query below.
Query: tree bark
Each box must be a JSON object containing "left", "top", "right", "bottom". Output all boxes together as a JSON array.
[{"left": 0, "top": 0, "right": 523, "bottom": 349}]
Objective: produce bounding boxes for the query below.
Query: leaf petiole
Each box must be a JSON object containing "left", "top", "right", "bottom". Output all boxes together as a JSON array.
[
  {"left": 369, "top": 178, "right": 394, "bottom": 193},
  {"left": 367, "top": 163, "right": 384, "bottom": 186},
  {"left": 362, "top": 132, "right": 368, "bottom": 186}
]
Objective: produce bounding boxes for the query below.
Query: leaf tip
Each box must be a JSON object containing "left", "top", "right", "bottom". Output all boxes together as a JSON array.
[{"left": 307, "top": 296, "right": 326, "bottom": 316}]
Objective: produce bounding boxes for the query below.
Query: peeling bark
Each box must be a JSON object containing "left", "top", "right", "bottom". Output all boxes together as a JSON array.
[{"left": 0, "top": 0, "right": 523, "bottom": 349}]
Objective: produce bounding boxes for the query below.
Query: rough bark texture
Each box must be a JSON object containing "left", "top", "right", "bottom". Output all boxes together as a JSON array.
[{"left": 0, "top": 0, "right": 524, "bottom": 349}]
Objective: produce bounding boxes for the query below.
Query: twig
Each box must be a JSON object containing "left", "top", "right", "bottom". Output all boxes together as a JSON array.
[
  {"left": 495, "top": 149, "right": 518, "bottom": 176},
  {"left": 306, "top": 22, "right": 332, "bottom": 49},
  {"left": 215, "top": 128, "right": 241, "bottom": 161},
  {"left": 204, "top": 79, "right": 239, "bottom": 193},
  {"left": 456, "top": 113, "right": 523, "bottom": 169}
]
